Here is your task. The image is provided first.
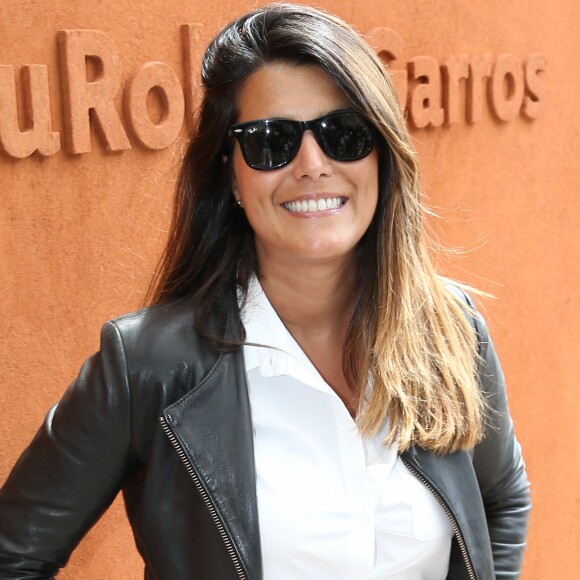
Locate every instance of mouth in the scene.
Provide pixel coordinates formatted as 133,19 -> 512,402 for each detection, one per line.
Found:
282,196 -> 347,213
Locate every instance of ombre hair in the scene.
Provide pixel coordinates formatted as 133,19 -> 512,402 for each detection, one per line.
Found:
147,2 -> 484,453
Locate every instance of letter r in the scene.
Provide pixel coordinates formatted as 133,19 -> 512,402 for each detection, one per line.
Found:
58,30 -> 131,154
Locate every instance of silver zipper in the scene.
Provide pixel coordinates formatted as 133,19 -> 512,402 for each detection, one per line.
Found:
399,455 -> 477,580
160,416 -> 247,580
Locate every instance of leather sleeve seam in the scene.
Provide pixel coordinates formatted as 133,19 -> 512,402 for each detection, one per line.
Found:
107,321 -> 136,465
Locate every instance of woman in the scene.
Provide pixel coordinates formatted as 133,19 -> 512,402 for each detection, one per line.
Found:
0,3 -> 530,579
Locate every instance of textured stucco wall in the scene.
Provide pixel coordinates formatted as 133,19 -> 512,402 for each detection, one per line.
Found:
1,0 -> 578,578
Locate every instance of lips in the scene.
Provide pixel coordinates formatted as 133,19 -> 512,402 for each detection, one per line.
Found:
282,196 -> 346,213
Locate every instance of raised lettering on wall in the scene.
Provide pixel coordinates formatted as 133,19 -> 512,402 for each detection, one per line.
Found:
58,30 -> 131,154
0,65 -> 61,158
0,25 -> 548,159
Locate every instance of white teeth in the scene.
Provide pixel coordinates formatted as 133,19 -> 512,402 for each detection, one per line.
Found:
284,197 -> 345,213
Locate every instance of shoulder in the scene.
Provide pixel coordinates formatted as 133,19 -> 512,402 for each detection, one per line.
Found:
101,297 -> 240,385
442,282 -> 508,424
443,283 -> 514,445
443,281 -> 492,355
110,298 -> 196,346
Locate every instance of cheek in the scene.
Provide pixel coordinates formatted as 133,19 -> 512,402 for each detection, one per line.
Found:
368,155 -> 380,199
232,154 -> 263,199
233,156 -> 283,210
357,158 -> 379,209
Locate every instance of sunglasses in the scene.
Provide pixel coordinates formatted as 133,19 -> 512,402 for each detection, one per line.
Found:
229,109 -> 376,170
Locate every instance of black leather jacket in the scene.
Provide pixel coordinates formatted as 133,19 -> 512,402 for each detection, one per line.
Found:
0,295 -> 531,580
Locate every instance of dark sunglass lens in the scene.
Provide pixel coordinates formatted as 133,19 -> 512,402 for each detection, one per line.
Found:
242,121 -> 299,169
319,114 -> 374,161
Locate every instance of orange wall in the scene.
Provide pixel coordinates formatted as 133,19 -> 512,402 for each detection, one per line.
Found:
1,1 -> 578,578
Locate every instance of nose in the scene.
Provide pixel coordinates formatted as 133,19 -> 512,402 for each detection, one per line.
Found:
291,130 -> 334,180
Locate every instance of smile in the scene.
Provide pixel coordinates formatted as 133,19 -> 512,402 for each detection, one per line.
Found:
282,197 -> 346,213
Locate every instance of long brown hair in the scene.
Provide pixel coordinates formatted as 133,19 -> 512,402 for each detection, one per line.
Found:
146,3 -> 484,453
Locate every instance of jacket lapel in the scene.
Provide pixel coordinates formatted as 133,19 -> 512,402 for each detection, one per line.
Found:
401,446 -> 494,579
161,303 -> 262,580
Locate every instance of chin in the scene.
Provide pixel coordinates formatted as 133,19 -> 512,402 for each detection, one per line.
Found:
291,243 -> 358,263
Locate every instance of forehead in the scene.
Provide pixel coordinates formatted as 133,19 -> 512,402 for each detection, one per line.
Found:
235,62 -> 352,124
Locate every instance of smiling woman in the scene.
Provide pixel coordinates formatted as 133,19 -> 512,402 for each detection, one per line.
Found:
231,64 -> 379,269
0,3 -> 530,579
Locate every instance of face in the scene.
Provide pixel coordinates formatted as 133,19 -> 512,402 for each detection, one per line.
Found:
231,63 -> 379,269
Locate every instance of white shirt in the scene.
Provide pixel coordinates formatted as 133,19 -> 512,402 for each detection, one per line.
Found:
241,277 -> 453,580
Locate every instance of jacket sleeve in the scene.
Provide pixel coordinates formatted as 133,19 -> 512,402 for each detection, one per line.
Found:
0,322 -> 136,579
468,303 -> 532,579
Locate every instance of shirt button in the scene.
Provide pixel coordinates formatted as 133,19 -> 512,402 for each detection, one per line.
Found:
358,514 -> 369,527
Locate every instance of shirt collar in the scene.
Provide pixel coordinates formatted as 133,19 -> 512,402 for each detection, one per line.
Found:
240,275 -> 333,393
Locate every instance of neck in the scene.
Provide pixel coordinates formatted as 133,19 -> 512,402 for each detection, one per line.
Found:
256,250 -> 357,339
255,247 -> 360,414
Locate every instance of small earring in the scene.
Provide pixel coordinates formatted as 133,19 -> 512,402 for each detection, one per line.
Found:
235,197 -> 244,208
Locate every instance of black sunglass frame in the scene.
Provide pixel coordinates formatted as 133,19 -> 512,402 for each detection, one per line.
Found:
229,109 -> 376,170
